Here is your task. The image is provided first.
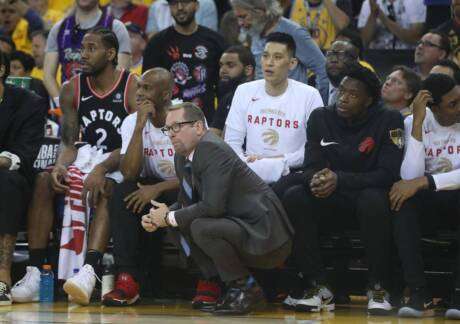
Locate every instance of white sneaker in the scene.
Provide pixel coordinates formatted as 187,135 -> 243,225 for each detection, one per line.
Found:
367,286 -> 392,316
63,264 -> 97,305
283,295 -> 299,309
295,286 -> 335,312
11,266 -> 41,303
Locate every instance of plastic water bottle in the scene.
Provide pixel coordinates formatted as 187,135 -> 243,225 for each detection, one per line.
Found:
39,264 -> 54,302
101,264 -> 115,300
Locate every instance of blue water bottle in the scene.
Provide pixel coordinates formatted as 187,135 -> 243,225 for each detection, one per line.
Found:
39,264 -> 54,302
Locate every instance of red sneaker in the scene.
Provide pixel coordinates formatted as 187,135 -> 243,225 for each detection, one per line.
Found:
192,280 -> 221,311
102,273 -> 139,306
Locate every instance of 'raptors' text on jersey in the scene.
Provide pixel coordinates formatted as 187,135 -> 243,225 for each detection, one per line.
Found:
73,69 -> 135,153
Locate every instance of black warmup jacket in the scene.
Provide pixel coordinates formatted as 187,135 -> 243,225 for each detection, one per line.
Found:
304,102 -> 404,190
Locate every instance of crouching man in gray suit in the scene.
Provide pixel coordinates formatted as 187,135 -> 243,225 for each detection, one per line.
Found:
141,102 -> 293,315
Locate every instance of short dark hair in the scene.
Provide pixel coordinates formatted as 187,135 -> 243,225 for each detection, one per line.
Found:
422,73 -> 456,106
168,102 -> 206,126
10,50 -> 35,73
343,63 -> 381,104
336,27 -> 364,58
428,30 -> 451,57
392,65 -> 422,104
30,29 -> 49,41
87,26 -> 119,66
434,59 -> 460,84
224,45 -> 256,69
265,32 -> 296,57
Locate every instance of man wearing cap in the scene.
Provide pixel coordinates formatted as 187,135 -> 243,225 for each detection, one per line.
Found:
126,22 -> 147,76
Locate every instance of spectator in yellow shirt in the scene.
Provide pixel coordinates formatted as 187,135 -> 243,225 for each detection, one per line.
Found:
47,0 -> 74,14
28,0 -> 64,31
290,0 -> 352,50
126,22 -> 146,76
0,0 -> 44,54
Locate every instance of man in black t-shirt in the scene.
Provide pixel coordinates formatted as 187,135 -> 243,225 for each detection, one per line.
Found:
210,45 -> 255,137
142,0 -> 227,122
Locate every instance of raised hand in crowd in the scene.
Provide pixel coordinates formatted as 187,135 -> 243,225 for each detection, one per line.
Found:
411,90 -> 432,140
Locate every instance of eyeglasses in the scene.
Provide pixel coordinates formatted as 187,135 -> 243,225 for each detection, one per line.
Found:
167,0 -> 195,6
161,120 -> 198,136
416,40 -> 443,49
325,50 -> 357,60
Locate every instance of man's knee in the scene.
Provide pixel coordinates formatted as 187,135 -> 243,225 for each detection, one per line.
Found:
32,172 -> 54,198
356,188 -> 389,212
190,218 -> 215,246
111,180 -> 138,203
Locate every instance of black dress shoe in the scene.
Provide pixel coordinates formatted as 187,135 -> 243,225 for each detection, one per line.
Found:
213,283 -> 265,315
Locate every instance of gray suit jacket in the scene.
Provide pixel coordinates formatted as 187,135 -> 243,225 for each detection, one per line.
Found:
172,131 -> 294,255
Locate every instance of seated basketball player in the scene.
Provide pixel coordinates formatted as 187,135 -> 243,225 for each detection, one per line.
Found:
0,50 -> 46,306
11,27 -> 137,305
281,64 -> 404,315
102,68 -> 180,306
224,32 -> 323,196
391,74 -> 460,319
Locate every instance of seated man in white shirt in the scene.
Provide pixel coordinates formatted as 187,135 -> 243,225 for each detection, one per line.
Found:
102,68 -> 179,306
224,32 -> 323,196
390,73 -> 460,319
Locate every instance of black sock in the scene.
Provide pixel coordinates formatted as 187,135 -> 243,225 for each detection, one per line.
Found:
84,250 -> 103,270
29,248 -> 47,268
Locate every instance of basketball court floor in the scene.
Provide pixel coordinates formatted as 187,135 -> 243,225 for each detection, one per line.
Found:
0,300 -> 457,323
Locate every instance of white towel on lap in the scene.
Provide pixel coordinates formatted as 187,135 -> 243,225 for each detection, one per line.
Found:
58,145 -> 123,280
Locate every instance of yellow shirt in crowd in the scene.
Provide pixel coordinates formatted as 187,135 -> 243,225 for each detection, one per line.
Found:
99,0 -> 155,6
13,18 -> 32,54
290,0 -> 338,50
42,9 -> 65,31
31,66 -> 62,84
47,0 -> 74,14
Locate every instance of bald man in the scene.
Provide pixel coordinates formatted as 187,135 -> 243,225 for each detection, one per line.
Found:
103,68 -> 180,306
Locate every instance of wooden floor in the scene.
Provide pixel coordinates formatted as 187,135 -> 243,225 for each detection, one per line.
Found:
0,300 -> 458,323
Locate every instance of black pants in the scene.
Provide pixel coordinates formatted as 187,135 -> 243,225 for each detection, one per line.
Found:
282,185 -> 392,287
0,170 -> 30,235
176,217 -> 292,283
393,190 -> 460,289
109,179 -> 178,280
271,172 -> 305,200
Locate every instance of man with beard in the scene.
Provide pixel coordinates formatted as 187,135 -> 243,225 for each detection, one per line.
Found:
11,27 -> 137,305
142,0 -> 226,122
210,45 -> 255,137
414,31 -> 450,80
103,68 -> 179,306
230,0 -> 328,102
43,0 -> 132,111
325,40 -> 360,105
